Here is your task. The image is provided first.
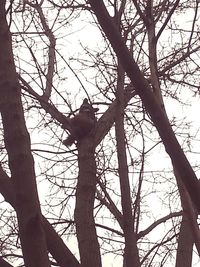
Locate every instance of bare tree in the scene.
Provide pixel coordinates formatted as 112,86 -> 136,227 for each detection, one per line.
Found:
0,0 -> 200,266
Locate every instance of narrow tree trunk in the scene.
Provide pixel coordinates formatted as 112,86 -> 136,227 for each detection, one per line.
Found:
175,214 -> 193,267
75,135 -> 102,267
115,64 -> 140,267
0,2 -> 50,267
176,171 -> 200,258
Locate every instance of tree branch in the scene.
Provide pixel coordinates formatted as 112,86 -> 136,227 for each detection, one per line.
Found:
0,164 -> 80,267
88,0 -> 200,211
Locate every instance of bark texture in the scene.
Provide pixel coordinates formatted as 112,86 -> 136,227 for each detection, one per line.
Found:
74,133 -> 102,267
175,214 -> 193,267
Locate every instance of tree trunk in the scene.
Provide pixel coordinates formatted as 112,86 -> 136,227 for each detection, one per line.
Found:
0,2 -> 50,267
75,134 -> 102,267
175,214 -> 193,267
115,64 -> 140,267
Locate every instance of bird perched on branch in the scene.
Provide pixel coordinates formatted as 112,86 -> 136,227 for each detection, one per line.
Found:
62,98 -> 99,146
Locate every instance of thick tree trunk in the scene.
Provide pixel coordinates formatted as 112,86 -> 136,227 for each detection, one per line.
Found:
74,134 -> 102,267
0,2 -> 50,267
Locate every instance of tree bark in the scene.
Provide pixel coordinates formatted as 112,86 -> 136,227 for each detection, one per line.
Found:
175,214 -> 193,267
0,2 -> 50,267
176,172 -> 200,258
74,134 -> 102,267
